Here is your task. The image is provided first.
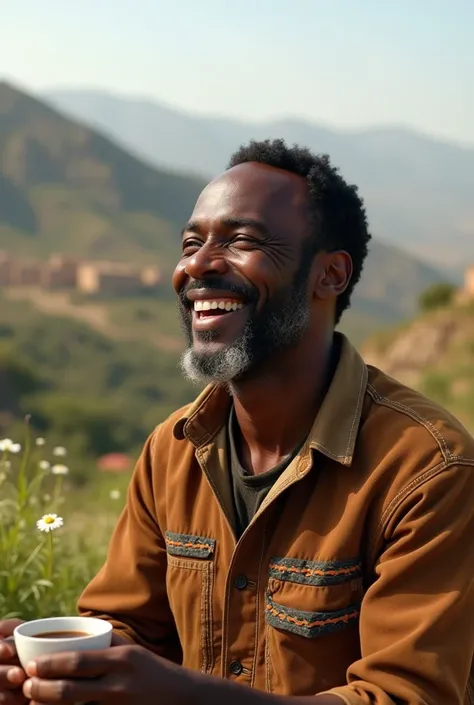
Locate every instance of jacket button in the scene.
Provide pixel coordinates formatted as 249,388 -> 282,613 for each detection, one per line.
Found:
234,575 -> 248,590
229,661 -> 243,676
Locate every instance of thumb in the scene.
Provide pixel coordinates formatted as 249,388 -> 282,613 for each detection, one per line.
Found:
0,619 -> 24,639
0,619 -> 23,639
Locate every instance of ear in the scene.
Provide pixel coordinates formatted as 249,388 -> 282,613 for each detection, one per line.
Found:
312,251 -> 353,301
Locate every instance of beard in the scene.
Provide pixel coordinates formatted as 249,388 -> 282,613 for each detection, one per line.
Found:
178,250 -> 313,387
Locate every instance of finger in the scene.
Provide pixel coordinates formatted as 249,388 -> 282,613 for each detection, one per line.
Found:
111,631 -> 132,646
0,691 -> 28,705
24,675 -> 110,704
0,620 -> 24,639
0,639 -> 18,663
0,665 -> 27,688
27,649 -> 124,679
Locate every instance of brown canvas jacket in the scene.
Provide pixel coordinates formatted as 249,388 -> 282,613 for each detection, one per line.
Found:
79,334 -> 474,704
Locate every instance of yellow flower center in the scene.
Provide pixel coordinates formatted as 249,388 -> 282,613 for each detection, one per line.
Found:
44,516 -> 55,524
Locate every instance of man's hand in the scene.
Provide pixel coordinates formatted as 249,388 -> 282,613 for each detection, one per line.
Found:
0,618 -> 130,704
0,619 -> 28,705
21,645 -> 345,705
22,644 -> 190,704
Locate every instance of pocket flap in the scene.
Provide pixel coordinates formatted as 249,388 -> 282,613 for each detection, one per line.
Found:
265,592 -> 360,638
165,531 -> 216,559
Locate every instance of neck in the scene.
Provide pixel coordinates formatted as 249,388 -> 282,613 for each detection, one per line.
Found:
231,330 -> 337,472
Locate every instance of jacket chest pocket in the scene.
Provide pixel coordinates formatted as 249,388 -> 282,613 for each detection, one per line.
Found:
264,557 -> 364,696
165,532 -> 215,674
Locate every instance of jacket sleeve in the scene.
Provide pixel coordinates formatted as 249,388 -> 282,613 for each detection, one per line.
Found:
77,427 -> 182,664
319,462 -> 474,705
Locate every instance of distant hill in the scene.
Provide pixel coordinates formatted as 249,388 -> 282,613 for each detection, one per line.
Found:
362,298 -> 474,435
0,81 -> 204,268
0,81 -> 447,341
44,87 -> 474,270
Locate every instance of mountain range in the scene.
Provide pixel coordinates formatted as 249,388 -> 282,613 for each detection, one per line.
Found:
0,81 -> 203,268
44,87 -> 474,271
0,81 -> 450,341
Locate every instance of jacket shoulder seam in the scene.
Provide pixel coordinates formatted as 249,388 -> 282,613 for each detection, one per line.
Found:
370,459 -> 474,558
367,383 -> 453,463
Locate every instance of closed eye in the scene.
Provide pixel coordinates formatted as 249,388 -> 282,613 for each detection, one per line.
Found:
182,239 -> 203,254
231,235 -> 259,248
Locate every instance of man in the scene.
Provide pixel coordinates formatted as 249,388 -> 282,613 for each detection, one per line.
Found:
1,139 -> 474,704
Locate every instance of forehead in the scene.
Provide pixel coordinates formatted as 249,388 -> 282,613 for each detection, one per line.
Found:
190,162 -> 310,230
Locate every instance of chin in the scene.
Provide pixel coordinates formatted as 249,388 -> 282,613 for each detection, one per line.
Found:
181,339 -> 252,387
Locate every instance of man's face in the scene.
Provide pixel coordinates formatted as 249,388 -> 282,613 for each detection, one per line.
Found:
172,162 -> 314,385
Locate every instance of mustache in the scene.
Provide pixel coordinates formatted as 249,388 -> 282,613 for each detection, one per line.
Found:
178,278 -> 258,307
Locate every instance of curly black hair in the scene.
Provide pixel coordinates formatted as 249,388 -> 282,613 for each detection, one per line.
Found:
228,138 -> 371,323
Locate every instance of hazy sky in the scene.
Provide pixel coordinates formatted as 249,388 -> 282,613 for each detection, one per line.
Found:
3,0 -> 474,145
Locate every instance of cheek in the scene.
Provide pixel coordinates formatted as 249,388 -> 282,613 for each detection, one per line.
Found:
234,250 -> 277,282
232,251 -> 292,302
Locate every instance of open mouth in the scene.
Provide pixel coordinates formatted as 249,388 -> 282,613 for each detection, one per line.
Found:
193,299 -> 245,318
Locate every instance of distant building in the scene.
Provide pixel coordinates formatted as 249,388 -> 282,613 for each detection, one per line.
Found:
141,266 -> 161,288
0,253 -> 161,297
12,261 -> 42,286
455,265 -> 474,304
77,262 -> 145,296
463,266 -> 474,297
0,252 -> 12,285
43,254 -> 79,289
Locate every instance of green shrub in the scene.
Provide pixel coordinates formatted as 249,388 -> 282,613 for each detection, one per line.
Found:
419,283 -> 456,312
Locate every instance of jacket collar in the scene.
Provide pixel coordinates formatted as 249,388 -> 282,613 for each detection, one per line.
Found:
173,333 -> 368,467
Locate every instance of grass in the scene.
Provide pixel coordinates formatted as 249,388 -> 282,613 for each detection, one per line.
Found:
0,421 -> 127,621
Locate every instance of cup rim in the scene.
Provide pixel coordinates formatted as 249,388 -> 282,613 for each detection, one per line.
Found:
14,616 -> 113,641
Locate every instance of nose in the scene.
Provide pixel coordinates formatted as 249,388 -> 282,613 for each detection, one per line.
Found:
184,243 -> 229,279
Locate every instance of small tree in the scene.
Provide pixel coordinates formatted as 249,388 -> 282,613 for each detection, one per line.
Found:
419,282 -> 456,312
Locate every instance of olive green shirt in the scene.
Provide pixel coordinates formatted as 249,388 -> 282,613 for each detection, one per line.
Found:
227,405 -> 304,537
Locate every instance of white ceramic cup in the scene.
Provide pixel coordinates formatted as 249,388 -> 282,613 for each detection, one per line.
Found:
13,616 -> 113,670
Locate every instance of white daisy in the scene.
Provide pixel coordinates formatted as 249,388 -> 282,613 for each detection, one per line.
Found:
52,464 -> 69,475
35,438 -> 46,446
109,489 -> 121,500
0,439 -> 21,453
39,460 -> 51,471
52,446 -> 67,457
36,514 -> 64,533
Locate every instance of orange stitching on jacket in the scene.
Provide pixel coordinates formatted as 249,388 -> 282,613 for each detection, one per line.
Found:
269,562 -> 360,578
166,539 -> 214,552
266,604 -> 359,628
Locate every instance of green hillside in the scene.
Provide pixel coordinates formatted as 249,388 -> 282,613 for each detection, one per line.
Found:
0,81 -> 204,268
0,289 -> 193,478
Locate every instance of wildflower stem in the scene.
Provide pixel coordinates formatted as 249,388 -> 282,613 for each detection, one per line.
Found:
46,531 -> 54,581
54,476 -> 63,509
17,419 -> 31,509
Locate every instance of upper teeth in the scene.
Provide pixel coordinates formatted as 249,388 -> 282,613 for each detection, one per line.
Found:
194,300 -> 244,312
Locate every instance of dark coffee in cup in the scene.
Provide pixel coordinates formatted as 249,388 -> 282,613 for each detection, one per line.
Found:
33,630 -> 90,639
